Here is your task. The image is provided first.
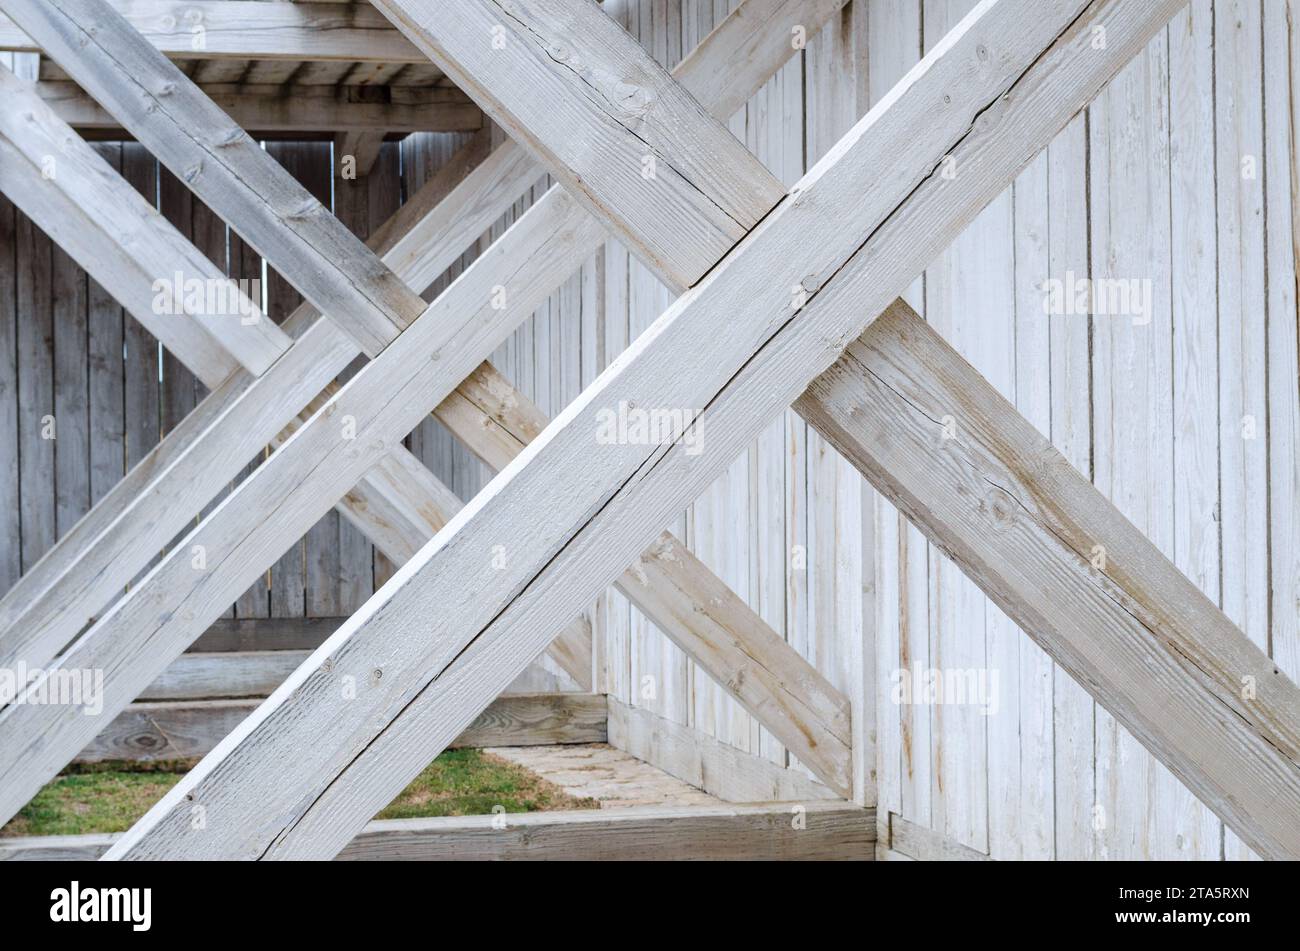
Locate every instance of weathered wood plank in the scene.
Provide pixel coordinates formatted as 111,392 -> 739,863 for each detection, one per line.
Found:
371,0 -> 783,289
335,131 -> 389,180
3,0 -> 428,357
35,81 -> 481,135
14,186 -> 54,574
0,161 -> 19,591
141,650 -> 310,702
338,801 -> 874,861
1265,0 -> 1300,688
608,698 -> 839,804
76,693 -> 607,763
0,0 -> 832,830
0,63 -> 277,381
887,812 -> 992,861
434,362 -> 854,796
107,0 -> 1180,860
0,801 -> 875,861
191,616 -> 344,654
0,1 -> 427,63
793,300 -> 1300,860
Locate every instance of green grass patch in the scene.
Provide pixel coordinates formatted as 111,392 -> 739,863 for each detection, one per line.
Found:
1,749 -> 599,838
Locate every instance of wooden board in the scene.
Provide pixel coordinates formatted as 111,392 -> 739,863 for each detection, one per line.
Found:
608,698 -> 839,804
794,300 -> 1300,860
886,812 -> 992,861
0,801 -> 875,862
76,693 -> 607,763
0,1 -> 427,63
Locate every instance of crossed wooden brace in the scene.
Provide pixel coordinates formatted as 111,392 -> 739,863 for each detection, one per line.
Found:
0,0 -> 856,815
0,0 -> 1297,861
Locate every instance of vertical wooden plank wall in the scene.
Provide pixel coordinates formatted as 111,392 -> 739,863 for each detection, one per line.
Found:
594,0 -> 878,799
863,0 -> 1298,860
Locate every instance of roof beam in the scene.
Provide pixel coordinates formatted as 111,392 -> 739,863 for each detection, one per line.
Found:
0,0 -> 839,828
1,0 -> 428,357
0,1 -> 426,63
107,0 -> 1183,860
33,81 -> 483,135
794,301 -> 1300,860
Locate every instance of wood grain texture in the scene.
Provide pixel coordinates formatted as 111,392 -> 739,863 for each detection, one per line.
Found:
338,801 -> 874,861
34,81 -> 482,135
105,0 -> 1180,860
0,82 -> 586,682
794,301 -> 1300,860
433,361 -> 854,796
0,0 -> 826,829
76,693 -> 606,763
140,650 -> 310,702
887,812 -> 992,861
371,0 -> 784,289
0,1 -> 428,63
608,698 -> 839,804
1,0 -> 428,357
0,802 -> 875,861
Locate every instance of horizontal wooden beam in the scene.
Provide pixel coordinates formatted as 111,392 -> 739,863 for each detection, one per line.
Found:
191,617 -> 345,654
140,650 -> 310,702
341,801 -> 875,861
0,1 -> 427,63
886,812 -> 992,862
0,802 -> 876,861
607,698 -> 839,804
794,301 -> 1300,860
141,646 -> 582,702
77,693 -> 607,763
33,81 -> 482,134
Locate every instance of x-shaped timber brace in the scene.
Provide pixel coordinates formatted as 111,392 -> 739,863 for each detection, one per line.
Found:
0,0 -> 856,819
0,0 -> 1294,860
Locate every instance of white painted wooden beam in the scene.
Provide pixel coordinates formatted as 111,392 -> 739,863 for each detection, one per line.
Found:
794,301 -> 1300,860
371,0 -> 784,289
0,131 -> 239,385
0,1 -> 427,63
35,81 -> 483,135
435,362 -> 854,795
0,66 -> 285,380
106,0 -> 1183,860
0,107 -> 590,686
0,0 -> 834,826
0,0 -> 428,357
